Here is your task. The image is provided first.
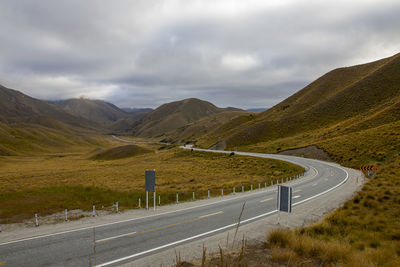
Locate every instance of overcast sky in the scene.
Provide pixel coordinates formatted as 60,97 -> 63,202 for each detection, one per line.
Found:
0,0 -> 399,109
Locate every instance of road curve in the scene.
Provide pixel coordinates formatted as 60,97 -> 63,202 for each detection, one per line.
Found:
0,147 -> 348,267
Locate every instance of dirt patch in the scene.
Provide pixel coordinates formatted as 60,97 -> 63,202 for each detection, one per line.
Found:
278,145 -> 333,162
209,140 -> 227,150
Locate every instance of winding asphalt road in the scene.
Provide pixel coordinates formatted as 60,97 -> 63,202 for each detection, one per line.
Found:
0,147 -> 348,267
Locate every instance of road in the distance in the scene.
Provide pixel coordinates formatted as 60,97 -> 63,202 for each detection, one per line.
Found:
0,147 -> 348,267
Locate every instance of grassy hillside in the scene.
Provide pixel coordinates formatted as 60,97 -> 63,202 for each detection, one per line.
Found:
131,98 -> 245,139
161,111 -> 251,144
191,53 -> 400,266
0,86 -> 118,154
197,53 -> 400,149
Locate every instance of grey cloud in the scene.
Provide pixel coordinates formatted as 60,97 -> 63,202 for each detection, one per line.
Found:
0,0 -> 399,110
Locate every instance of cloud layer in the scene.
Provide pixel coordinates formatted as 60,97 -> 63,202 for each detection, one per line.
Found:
0,0 -> 399,109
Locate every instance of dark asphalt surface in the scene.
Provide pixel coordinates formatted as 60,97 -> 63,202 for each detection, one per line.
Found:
0,148 -> 348,267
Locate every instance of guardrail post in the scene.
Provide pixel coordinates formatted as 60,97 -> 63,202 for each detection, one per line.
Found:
35,213 -> 39,227
92,205 -> 95,217
65,209 -> 68,221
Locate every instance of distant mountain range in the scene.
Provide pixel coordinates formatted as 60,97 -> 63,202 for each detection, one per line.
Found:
246,108 -> 267,112
49,99 -> 152,127
1,52 -> 399,155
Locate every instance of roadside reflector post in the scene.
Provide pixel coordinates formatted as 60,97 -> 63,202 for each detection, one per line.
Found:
271,180 -> 273,186
92,205 -> 95,217
242,185 -> 244,192
65,209 -> 68,222
176,193 -> 179,204
139,197 -> 141,208
233,186 -> 235,195
265,182 -> 267,188
116,201 -> 119,213
159,195 -> 161,206
154,191 -> 156,211
259,183 -> 261,190
193,191 -> 195,201
35,213 -> 39,227
251,184 -> 253,191
145,192 -> 148,210
221,188 -> 224,197
208,189 -> 210,198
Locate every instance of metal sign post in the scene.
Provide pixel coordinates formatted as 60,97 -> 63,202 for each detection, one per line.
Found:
277,185 -> 292,225
145,170 -> 156,211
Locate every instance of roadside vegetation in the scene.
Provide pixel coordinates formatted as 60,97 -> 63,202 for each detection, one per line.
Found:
187,121 -> 400,266
0,144 -> 303,224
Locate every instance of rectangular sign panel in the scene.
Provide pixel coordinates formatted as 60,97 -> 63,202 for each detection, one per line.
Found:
277,185 -> 292,213
145,170 -> 156,192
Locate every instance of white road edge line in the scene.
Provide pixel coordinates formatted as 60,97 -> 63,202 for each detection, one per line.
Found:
199,211 -> 223,219
95,166 -> 348,267
94,210 -> 278,267
96,231 -> 137,243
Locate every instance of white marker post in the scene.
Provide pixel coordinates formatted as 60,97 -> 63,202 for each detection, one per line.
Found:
154,191 -> 156,211
193,191 -> 195,201
233,187 -> 235,195
259,183 -> 261,190
139,198 -> 141,208
242,185 -> 244,193
221,188 -> 224,197
208,189 -> 210,198
146,191 -> 149,210
35,213 -> 39,227
251,184 -> 253,191
176,193 -> 179,204
159,195 -> 161,206
92,205 -> 95,217
65,209 -> 68,222
116,201 -> 119,213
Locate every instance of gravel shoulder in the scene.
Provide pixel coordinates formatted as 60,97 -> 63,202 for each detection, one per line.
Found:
120,165 -> 364,267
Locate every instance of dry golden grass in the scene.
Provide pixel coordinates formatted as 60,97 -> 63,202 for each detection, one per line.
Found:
0,145 -> 303,223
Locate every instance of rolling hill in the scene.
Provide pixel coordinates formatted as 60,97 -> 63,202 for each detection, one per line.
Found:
197,53 -> 400,150
0,85 -> 110,154
51,98 -> 151,127
130,98 -> 245,139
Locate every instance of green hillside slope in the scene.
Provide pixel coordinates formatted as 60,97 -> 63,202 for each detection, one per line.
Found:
131,98 -> 244,139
